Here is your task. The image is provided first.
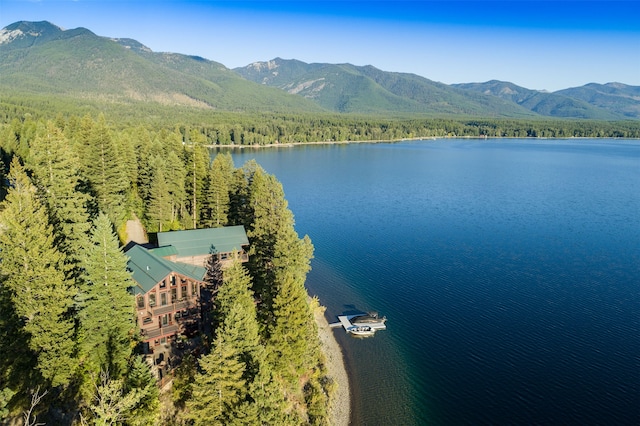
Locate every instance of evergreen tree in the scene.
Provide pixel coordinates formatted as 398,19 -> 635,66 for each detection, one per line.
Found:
82,115 -> 129,224
268,234 -> 317,383
76,213 -> 135,387
202,158 -> 229,228
26,121 -> 91,270
243,167 -> 318,384
245,167 -> 294,313
0,158 -> 76,387
249,363 -> 297,426
216,260 -> 260,370
184,137 -> 209,229
146,157 -> 172,232
124,356 -> 160,426
186,332 -> 246,425
228,160 -> 259,226
165,150 -> 187,224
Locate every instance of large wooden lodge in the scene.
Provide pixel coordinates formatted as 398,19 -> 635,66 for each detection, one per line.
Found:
126,225 -> 249,354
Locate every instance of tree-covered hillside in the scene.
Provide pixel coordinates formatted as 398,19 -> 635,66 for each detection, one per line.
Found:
0,115 -> 333,425
0,21 -> 324,114
453,80 -> 625,119
235,58 -> 537,116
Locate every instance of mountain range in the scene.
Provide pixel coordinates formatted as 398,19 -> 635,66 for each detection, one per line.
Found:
1,21 -> 639,120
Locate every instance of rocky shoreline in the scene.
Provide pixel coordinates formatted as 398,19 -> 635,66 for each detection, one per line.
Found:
314,309 -> 350,426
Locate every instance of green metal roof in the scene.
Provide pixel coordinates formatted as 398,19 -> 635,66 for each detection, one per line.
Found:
126,245 -> 206,295
149,245 -> 179,257
156,225 -> 249,258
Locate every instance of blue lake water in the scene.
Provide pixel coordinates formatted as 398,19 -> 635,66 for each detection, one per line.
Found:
223,139 -> 640,425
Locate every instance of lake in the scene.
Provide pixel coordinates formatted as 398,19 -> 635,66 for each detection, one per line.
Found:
222,139 -> 640,425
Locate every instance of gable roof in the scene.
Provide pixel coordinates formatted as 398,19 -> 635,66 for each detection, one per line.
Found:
156,225 -> 249,258
126,245 -> 206,295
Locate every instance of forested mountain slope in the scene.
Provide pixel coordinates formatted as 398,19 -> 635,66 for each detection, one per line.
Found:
453,80 -> 625,119
2,21 -> 638,120
235,58 -> 537,117
236,58 -> 639,119
0,21 -> 323,114
555,83 -> 640,119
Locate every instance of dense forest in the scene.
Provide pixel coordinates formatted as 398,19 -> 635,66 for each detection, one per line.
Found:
2,94 -> 640,146
0,115 -> 333,424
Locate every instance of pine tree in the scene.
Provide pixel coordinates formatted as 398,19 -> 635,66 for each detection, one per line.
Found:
202,153 -> 234,228
76,213 -> 135,386
26,121 -> 91,270
165,150 -> 187,224
245,167 -> 295,313
243,167 -> 319,384
0,158 -> 76,387
184,138 -> 209,229
124,356 -> 160,426
186,333 -> 246,425
217,260 -> 260,369
146,158 -> 172,232
268,234 -> 318,383
82,115 -> 129,224
249,363 -> 297,426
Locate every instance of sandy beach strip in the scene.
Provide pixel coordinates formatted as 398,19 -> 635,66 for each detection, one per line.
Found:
314,309 -> 350,426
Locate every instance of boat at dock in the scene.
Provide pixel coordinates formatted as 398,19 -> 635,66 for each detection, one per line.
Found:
348,325 -> 375,337
330,311 -> 387,337
351,311 -> 386,327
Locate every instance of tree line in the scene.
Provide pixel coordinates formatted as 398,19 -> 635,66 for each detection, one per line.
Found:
0,115 -> 332,424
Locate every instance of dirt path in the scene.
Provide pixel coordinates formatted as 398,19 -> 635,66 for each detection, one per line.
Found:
125,214 -> 148,244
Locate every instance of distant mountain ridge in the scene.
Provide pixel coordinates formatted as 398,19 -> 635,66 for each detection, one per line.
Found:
1,21 -> 638,119
453,80 -> 639,119
0,21 -> 323,114
235,58 -> 536,117
237,59 -> 639,119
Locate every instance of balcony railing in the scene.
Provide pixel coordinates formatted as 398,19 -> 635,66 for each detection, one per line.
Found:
152,300 -> 191,316
141,323 -> 179,340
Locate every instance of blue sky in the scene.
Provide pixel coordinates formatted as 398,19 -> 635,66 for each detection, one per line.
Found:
1,1 -> 639,91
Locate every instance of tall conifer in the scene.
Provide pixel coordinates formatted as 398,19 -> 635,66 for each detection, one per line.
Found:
82,115 -> 128,224
0,158 -> 76,387
186,333 -> 246,425
76,213 -> 135,384
27,121 -> 91,270
147,158 -> 172,231
202,154 -> 232,228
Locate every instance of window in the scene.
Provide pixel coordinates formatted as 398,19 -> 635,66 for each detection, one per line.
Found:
159,279 -> 166,289
136,295 -> 145,309
161,293 -> 167,306
171,288 -> 177,303
181,285 -> 187,299
149,293 -> 156,307
161,314 -> 168,326
171,275 -> 176,286
191,282 -> 197,297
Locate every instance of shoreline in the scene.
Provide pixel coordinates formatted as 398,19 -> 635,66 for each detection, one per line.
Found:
314,308 -> 350,426
207,135 -> 637,150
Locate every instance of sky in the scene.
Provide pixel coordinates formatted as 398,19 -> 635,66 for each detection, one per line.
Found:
1,0 -> 639,91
